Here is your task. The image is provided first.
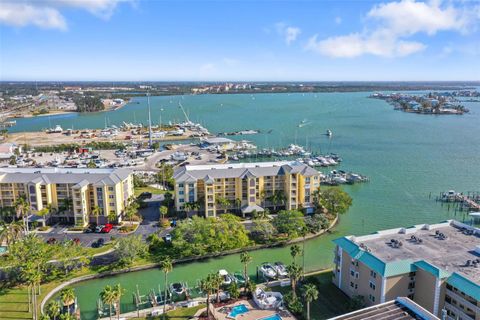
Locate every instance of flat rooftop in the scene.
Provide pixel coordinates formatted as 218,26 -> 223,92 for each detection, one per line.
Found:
352,220 -> 480,283
330,298 -> 439,320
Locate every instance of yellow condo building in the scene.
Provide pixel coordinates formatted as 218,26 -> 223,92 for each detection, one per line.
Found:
0,168 -> 134,226
173,161 -> 321,217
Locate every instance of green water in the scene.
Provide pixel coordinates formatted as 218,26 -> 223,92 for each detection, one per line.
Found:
20,92 -> 479,319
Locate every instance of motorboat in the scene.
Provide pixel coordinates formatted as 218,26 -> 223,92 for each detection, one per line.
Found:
253,288 -> 283,310
219,269 -> 235,286
259,263 -> 277,280
233,272 -> 247,285
326,129 -> 332,136
273,262 -> 288,278
169,283 -> 185,295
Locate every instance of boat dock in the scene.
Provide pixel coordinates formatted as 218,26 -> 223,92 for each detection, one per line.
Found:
436,190 -> 480,212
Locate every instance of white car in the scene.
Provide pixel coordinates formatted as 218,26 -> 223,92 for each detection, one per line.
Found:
95,225 -> 105,233
164,234 -> 172,242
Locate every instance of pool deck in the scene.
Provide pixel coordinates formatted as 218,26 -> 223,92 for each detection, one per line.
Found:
213,300 -> 296,320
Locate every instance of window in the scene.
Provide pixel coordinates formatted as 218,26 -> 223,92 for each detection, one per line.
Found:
369,281 -> 376,290
350,282 -> 354,288
305,177 -> 310,183
178,183 -> 184,188
370,270 -> 377,278
109,202 -> 115,207
350,270 -> 355,277
108,186 -> 114,191
179,199 -> 184,203
189,183 -> 194,188
109,195 -> 114,199
179,191 -> 184,195
369,294 -> 375,302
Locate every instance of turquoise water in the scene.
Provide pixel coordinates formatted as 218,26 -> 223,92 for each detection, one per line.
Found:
260,314 -> 282,320
229,304 -> 249,317
25,91 -> 480,320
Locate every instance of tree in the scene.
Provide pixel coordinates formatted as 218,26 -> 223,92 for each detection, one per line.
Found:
199,274 -> 215,319
290,245 -> 302,264
268,190 -> 286,211
272,210 -> 306,239
215,197 -> 230,213
112,284 -> 125,320
303,283 -> 319,320
228,282 -> 240,300
37,207 -> 49,228
100,285 -> 116,320
87,160 -> 97,168
156,163 -> 174,189
249,220 -> 275,243
159,206 -> 168,220
124,201 -> 139,225
348,295 -> 365,311
0,221 -> 24,246
305,214 -> 329,233
212,272 -> 223,303
91,206 -> 102,225
240,252 -> 252,290
60,288 -> 76,314
163,192 -> 174,208
286,263 -> 302,298
115,235 -> 147,266
314,188 -> 352,217
46,300 -> 61,320
108,210 -> 117,224
160,257 -> 173,319
74,95 -> 105,112
14,196 -> 30,233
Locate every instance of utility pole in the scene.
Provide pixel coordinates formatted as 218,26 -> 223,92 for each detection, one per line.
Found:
147,92 -> 153,149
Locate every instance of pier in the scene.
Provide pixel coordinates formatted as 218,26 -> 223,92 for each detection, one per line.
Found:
436,190 -> 480,212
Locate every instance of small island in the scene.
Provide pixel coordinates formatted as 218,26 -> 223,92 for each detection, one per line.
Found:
369,90 -> 476,115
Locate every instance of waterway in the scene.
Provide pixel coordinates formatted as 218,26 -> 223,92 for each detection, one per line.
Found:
16,91 -> 479,319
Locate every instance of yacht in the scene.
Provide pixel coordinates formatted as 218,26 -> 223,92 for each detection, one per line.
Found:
169,283 -> 185,295
219,269 -> 235,286
259,263 -> 277,280
273,262 -> 288,278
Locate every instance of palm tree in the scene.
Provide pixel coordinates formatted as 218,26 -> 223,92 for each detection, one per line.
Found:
234,198 -> 242,216
60,288 -> 76,315
61,198 -> 73,213
212,273 -> 223,303
290,244 -> 301,264
199,274 -> 215,319
303,283 -> 319,320
91,206 -> 102,225
239,252 -> 252,290
160,257 -> 173,319
0,221 -> 24,246
37,207 -> 49,228
286,264 -> 302,298
14,196 -> 30,233
159,205 -> 168,220
112,284 -> 125,320
46,300 -> 61,320
215,197 -> 230,213
100,285 -> 116,320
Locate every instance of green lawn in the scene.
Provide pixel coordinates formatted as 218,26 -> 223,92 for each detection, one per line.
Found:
134,186 -> 166,197
273,270 -> 352,320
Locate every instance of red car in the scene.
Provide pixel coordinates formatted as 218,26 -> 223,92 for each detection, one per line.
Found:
101,223 -> 113,233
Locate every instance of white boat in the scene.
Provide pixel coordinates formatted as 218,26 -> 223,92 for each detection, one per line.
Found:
273,262 -> 288,278
54,125 -> 63,133
326,129 -> 332,136
219,269 -> 235,286
169,283 -> 185,295
253,288 -> 283,310
259,263 -> 277,279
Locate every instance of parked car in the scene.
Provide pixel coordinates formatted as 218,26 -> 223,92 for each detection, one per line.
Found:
95,225 -> 105,233
91,238 -> 105,248
101,223 -> 113,233
138,191 -> 152,199
164,234 -> 172,243
84,224 -> 96,233
170,219 -> 177,227
46,237 -> 57,244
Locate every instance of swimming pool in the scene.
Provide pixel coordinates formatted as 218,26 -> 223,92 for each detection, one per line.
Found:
228,304 -> 249,318
0,246 -> 7,255
258,314 -> 282,320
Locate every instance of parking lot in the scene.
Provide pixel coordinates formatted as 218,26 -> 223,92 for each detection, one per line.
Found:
36,195 -> 173,248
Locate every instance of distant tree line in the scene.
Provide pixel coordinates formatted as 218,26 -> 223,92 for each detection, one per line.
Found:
73,95 -> 104,112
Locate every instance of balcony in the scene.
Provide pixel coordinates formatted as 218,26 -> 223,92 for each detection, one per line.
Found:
446,289 -> 479,316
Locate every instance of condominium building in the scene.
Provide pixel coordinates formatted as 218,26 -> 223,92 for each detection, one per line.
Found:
332,220 -> 479,320
173,161 -> 321,217
0,168 -> 134,226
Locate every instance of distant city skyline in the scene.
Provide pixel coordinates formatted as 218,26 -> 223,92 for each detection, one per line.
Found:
1,0 -> 479,81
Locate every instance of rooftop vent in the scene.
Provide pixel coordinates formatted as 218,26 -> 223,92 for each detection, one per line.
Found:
390,239 -> 403,248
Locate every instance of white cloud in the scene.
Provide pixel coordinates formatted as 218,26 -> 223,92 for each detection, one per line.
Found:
0,3 -> 67,30
306,0 -> 479,58
0,0 -> 132,30
275,22 -> 301,45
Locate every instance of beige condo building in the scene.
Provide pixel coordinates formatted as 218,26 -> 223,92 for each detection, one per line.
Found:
0,168 -> 134,226
332,220 -> 480,320
173,161 -> 321,217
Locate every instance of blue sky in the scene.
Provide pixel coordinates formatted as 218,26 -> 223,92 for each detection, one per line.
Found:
0,0 -> 479,81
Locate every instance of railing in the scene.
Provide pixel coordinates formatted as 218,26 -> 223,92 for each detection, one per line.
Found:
446,289 -> 479,315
